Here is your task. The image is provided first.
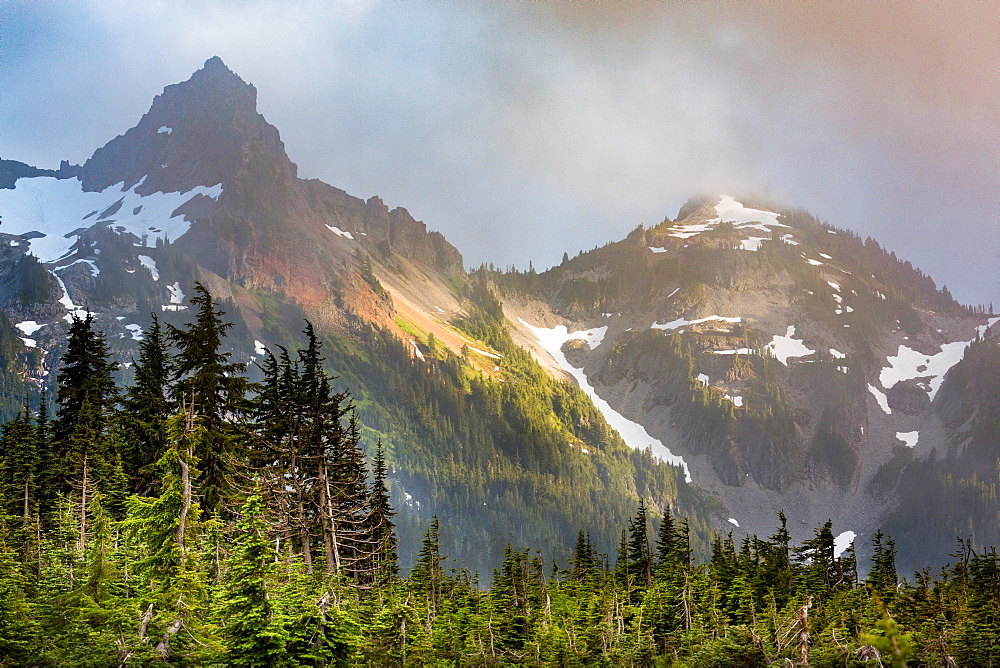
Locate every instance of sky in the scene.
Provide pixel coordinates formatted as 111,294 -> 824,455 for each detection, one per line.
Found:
1,1 -> 997,307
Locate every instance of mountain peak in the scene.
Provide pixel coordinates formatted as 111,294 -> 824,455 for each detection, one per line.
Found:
79,56 -> 293,194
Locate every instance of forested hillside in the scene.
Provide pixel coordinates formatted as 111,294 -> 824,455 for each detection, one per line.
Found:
0,289 -> 998,663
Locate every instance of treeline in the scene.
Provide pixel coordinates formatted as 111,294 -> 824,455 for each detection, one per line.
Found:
1,284 -> 999,664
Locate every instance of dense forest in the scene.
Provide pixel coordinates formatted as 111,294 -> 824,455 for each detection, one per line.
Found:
1,284 -> 999,665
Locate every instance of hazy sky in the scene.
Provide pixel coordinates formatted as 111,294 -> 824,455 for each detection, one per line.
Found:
2,1 -> 997,306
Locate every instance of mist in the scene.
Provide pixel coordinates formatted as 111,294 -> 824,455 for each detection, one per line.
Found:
2,0 -> 996,306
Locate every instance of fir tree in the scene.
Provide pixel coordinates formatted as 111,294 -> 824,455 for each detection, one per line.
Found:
119,313 -> 172,494
218,494 -> 288,666
367,440 -> 398,582
167,283 -> 247,514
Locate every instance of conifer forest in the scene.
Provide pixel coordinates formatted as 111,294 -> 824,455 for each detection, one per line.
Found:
1,285 -> 999,667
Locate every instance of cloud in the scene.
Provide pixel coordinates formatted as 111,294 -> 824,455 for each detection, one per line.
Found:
1,0 -> 996,305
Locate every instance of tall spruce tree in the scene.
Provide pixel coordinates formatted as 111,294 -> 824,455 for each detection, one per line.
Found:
52,313 -> 119,543
367,440 -> 398,582
167,283 -> 247,514
119,314 -> 172,494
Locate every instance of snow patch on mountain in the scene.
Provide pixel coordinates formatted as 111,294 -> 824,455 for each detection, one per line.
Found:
896,431 -> 919,448
652,315 -> 741,331
868,384 -> 891,415
834,531 -> 856,559
766,326 -> 815,365
0,176 -> 222,261
567,326 -> 608,350
137,255 -> 159,280
880,341 -> 972,401
326,225 -> 354,240
16,321 -> 45,336
521,319 -> 691,481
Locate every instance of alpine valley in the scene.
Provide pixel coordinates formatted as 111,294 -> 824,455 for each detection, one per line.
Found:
1,57 -> 997,582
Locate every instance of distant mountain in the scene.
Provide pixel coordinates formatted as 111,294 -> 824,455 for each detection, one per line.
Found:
489,195 -> 997,570
1,58 -> 996,575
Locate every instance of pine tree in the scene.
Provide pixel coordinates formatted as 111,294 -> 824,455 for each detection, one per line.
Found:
0,401 -> 37,518
411,517 -> 444,608
167,283 -> 247,514
367,440 -> 398,583
119,313 -> 172,494
218,495 -> 288,666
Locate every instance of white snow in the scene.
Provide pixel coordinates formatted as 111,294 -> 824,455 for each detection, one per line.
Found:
728,518 -> 740,527
648,246 -> 668,253
766,326 -> 815,365
880,341 -> 973,401
325,224 -> 354,240
254,340 -> 267,356
469,347 -> 502,360
827,230 -> 837,235
696,373 -> 710,386
739,236 -> 768,251
0,176 -> 222,261
834,531 -> 856,559
724,394 -> 744,407
137,255 -> 159,280
167,282 -> 184,303
50,270 -> 87,322
868,384 -> 891,415
896,431 -> 919,448
819,253 -> 832,260
409,339 -> 425,360
827,281 -> 840,291
162,282 -> 188,311
712,348 -> 755,355
652,315 -> 741,331
521,319 -> 691,481
125,323 -> 144,341
567,326 -> 608,350
977,316 -> 1000,338
714,195 -> 788,230
63,258 -> 99,276
20,337 -> 36,348
807,259 -> 823,266
16,321 -> 45,336
666,287 -> 680,299
157,126 -> 173,134
781,234 -> 799,245
830,348 -> 846,359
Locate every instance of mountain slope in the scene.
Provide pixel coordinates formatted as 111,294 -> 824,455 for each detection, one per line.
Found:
491,196 -> 996,567
0,58 -> 706,576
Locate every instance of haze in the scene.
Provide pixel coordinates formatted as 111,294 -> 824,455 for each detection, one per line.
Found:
2,1 -> 996,306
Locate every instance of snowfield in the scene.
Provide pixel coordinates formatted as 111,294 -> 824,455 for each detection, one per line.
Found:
652,315 -> 741,331
880,341 -> 973,401
896,431 -> 919,448
766,326 -> 815,365
325,225 -> 354,240
0,175 -> 222,262
521,319 -> 692,481
867,384 -> 892,415
834,531 -> 856,559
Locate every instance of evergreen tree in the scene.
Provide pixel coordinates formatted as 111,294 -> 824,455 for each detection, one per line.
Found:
119,314 -> 172,494
52,314 -> 118,541
367,440 -> 398,582
0,401 -> 37,518
167,283 -> 247,514
411,517 -> 444,607
218,495 -> 288,666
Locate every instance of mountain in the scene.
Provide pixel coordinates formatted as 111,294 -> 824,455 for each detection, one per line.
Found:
0,58 -> 996,576
0,58 -> 706,576
488,195 -> 998,570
